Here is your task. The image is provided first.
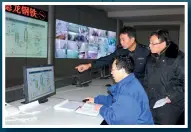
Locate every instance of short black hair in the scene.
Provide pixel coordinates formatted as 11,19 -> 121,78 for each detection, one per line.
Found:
120,26 -> 136,39
115,55 -> 134,74
150,29 -> 171,44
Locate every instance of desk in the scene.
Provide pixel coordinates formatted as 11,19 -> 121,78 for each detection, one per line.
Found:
5,78 -> 112,126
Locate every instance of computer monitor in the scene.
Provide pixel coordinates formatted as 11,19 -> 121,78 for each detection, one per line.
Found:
22,65 -> 56,104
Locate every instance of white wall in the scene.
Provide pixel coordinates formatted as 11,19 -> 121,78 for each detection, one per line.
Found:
135,26 -> 180,46
179,23 -> 185,52
124,22 -> 184,52
136,30 -> 152,45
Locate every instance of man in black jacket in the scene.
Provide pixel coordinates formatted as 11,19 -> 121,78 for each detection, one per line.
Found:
144,29 -> 184,125
75,26 -> 150,85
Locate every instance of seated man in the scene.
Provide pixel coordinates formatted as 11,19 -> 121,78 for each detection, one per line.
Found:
85,55 -> 154,125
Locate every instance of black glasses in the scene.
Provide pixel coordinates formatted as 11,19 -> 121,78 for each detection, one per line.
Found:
149,41 -> 164,46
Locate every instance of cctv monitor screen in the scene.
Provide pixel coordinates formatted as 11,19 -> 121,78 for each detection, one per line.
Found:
55,19 -> 116,59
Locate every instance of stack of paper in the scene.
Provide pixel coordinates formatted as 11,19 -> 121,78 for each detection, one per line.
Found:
75,103 -> 99,116
54,100 -> 99,116
54,100 -> 84,112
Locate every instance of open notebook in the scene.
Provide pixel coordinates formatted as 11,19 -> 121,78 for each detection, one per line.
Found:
54,99 -> 99,116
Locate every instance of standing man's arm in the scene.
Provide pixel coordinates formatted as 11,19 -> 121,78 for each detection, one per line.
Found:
167,55 -> 184,103
90,52 -> 115,69
75,49 -> 123,72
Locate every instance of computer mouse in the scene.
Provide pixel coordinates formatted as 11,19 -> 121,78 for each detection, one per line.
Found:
105,84 -> 111,87
82,99 -> 89,103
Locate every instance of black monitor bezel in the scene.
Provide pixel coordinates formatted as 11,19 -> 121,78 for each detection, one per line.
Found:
23,64 -> 56,104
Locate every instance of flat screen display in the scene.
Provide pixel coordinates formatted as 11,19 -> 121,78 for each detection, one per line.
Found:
55,19 -> 116,59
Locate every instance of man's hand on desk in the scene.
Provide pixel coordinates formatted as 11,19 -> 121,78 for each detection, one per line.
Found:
85,97 -> 94,103
95,104 -> 103,111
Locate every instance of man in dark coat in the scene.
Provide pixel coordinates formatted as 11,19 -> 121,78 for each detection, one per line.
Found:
75,26 -> 150,85
144,29 -> 184,125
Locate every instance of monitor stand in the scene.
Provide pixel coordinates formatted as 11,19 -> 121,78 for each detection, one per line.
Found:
21,100 -> 27,104
38,98 -> 48,104
21,98 -> 48,104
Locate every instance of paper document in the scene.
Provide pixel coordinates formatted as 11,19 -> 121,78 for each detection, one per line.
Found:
54,100 -> 84,111
54,99 -> 99,116
153,98 -> 168,109
19,100 -> 39,112
75,103 -> 99,116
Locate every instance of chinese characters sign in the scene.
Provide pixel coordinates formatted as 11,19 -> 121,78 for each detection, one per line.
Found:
5,5 -> 48,22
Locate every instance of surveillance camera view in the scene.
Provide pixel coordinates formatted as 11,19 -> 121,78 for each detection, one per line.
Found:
55,19 -> 116,59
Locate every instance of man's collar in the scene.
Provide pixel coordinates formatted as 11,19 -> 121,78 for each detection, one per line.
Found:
108,73 -> 135,93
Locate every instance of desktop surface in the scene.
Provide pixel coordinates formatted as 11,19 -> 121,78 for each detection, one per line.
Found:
4,78 -> 112,126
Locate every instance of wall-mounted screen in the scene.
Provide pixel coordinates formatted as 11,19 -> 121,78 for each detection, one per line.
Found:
55,19 -> 116,59
5,11 -> 48,58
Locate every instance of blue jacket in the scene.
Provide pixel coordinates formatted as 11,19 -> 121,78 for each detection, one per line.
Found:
94,73 -> 154,125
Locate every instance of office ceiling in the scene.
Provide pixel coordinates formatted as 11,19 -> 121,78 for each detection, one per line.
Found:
89,5 -> 183,12
88,5 -> 185,24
